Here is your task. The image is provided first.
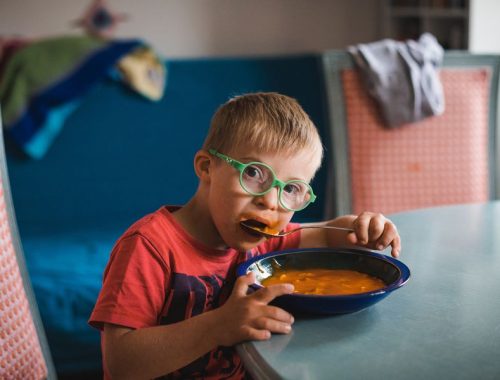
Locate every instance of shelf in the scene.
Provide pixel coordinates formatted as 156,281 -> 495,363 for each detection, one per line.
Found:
390,6 -> 468,17
382,0 -> 469,50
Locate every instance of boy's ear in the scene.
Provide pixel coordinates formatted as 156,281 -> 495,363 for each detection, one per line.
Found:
194,150 -> 212,181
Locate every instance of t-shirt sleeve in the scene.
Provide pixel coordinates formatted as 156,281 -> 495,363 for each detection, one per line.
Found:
89,233 -> 169,330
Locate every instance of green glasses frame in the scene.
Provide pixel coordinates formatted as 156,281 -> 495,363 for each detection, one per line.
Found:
208,149 -> 316,211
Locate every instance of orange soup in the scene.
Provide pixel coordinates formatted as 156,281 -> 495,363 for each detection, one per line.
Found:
253,225 -> 280,235
261,268 -> 386,295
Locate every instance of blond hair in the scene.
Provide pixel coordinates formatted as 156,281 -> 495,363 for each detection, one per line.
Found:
202,92 -> 323,168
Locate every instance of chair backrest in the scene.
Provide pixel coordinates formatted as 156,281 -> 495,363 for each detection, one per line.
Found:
0,115 -> 56,379
322,51 -> 500,217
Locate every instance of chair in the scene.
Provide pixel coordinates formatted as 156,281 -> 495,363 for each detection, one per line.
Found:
0,114 -> 57,379
322,51 -> 500,217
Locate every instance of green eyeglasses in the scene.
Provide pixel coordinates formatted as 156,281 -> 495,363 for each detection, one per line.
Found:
209,149 -> 316,212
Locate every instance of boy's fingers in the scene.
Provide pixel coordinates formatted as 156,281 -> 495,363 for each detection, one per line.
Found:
368,215 -> 386,241
254,317 -> 293,334
244,319 -> 293,341
253,283 -> 294,304
233,272 -> 256,297
375,236 -> 401,257
390,235 -> 402,257
259,305 -> 294,324
242,326 -> 272,341
353,213 -> 370,244
374,223 -> 401,255
346,231 -> 358,244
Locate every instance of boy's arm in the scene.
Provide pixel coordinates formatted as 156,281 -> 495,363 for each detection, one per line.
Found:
103,313 -> 219,380
102,273 -> 294,380
298,212 -> 401,257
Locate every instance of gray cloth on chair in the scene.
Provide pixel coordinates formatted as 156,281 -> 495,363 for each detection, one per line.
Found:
348,33 -> 445,128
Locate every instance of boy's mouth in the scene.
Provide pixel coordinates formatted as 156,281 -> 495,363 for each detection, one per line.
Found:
240,219 -> 279,237
240,219 -> 267,237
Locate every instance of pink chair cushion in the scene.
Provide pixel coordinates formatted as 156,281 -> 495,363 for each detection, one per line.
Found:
342,68 -> 491,214
0,182 -> 48,379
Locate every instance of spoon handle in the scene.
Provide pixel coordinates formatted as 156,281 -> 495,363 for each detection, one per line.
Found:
302,225 -> 354,232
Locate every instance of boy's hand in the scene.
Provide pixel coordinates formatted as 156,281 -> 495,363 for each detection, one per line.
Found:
215,272 -> 294,346
346,212 -> 401,258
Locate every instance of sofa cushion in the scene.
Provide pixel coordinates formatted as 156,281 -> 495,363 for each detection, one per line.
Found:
21,227 -> 122,373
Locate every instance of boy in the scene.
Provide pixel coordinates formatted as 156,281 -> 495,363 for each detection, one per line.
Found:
89,92 -> 401,379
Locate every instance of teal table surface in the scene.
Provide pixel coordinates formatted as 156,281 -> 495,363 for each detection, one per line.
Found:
237,202 -> 500,380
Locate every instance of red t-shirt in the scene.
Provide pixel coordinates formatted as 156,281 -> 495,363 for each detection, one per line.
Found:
89,206 -> 300,379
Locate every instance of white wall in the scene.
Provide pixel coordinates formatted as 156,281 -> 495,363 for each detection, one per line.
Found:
469,0 -> 500,53
0,0 -> 382,58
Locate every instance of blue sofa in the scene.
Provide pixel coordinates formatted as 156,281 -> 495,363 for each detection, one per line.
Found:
5,54 -> 331,376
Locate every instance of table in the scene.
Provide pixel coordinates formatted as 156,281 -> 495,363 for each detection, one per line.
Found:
237,202 -> 500,380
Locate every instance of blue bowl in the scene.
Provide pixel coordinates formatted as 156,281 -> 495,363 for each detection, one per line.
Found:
236,247 -> 410,315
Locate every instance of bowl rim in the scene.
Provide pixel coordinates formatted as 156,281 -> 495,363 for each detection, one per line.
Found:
236,247 -> 411,299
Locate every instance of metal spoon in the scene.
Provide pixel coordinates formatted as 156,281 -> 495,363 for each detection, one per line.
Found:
241,221 -> 354,238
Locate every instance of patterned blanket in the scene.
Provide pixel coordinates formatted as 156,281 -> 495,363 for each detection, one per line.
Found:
0,35 -> 165,159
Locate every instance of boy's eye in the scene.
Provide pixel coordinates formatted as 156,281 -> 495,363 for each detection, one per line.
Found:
283,182 -> 302,195
244,165 -> 260,178
243,164 -> 268,182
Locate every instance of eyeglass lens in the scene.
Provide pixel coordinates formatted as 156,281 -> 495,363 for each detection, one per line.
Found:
241,163 -> 312,210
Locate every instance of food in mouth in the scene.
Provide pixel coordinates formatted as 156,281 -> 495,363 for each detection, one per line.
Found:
240,219 -> 280,236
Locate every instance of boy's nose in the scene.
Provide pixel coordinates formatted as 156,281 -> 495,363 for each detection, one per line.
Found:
254,187 -> 280,210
